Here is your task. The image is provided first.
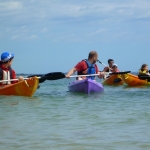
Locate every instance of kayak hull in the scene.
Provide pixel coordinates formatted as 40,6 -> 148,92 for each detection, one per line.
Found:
102,74 -> 124,86
0,77 -> 39,97
68,78 -> 104,94
121,73 -> 150,86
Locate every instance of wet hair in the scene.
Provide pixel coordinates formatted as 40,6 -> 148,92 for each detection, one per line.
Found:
140,64 -> 148,71
108,59 -> 114,63
88,51 -> 98,59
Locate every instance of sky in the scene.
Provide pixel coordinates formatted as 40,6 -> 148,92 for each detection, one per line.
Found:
0,0 -> 150,74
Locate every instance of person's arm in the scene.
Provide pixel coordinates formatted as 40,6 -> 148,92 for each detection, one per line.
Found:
66,61 -> 84,78
103,66 -> 108,72
95,65 -> 105,79
11,70 -> 18,83
11,70 -> 24,83
65,68 -> 77,78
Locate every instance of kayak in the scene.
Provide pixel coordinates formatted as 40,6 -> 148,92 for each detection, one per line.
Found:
68,78 -> 104,94
102,71 -> 131,86
0,77 -> 39,97
102,74 -> 124,86
121,73 -> 150,86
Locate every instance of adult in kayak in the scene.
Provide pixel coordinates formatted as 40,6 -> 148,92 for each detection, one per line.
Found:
103,59 -> 114,72
0,52 -> 24,85
65,51 -> 105,80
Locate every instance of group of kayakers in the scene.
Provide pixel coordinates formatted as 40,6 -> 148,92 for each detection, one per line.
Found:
0,51 -> 150,86
65,51 -> 120,80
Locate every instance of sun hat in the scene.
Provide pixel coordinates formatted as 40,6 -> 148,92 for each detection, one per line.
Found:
112,64 -> 117,67
1,52 -> 14,62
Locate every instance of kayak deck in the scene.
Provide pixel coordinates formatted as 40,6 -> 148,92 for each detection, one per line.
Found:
121,73 -> 150,86
102,74 -> 124,86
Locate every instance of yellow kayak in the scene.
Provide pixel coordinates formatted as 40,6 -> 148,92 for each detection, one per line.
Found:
102,71 -> 131,86
0,77 -> 39,97
121,73 -> 150,86
102,74 -> 124,86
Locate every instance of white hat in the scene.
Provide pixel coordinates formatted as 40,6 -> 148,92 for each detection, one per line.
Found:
112,64 -> 117,67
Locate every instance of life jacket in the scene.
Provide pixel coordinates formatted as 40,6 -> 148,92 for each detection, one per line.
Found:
138,69 -> 148,76
0,67 -> 13,85
77,59 -> 96,80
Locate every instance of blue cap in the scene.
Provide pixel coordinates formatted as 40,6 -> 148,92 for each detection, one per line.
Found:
1,52 -> 14,62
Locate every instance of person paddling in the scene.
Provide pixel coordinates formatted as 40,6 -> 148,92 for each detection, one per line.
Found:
103,59 -> 114,72
0,52 -> 24,85
65,51 -> 105,80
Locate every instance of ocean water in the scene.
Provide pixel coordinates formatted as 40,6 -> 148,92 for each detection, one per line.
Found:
0,77 -> 150,150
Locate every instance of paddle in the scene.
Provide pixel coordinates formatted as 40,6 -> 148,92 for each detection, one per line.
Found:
42,71 -> 131,80
27,74 -> 46,83
0,72 -> 62,83
27,72 -> 66,82
109,71 -> 131,75
96,59 -> 107,67
0,77 -> 42,83
138,75 -> 150,82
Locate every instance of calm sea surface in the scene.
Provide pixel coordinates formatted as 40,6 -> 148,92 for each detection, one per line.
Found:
0,76 -> 150,150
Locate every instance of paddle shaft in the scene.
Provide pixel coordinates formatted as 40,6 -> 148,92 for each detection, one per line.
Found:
97,59 -> 113,72
70,74 -> 100,78
97,60 -> 107,67
0,77 -> 41,83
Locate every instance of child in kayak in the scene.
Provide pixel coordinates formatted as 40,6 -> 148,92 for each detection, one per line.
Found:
111,64 -> 120,73
0,52 -> 24,85
103,64 -> 120,79
138,64 -> 150,80
138,64 -> 150,76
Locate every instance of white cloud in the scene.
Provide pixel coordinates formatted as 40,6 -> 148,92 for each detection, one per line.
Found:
21,26 -> 26,29
10,34 -> 20,40
0,2 -> 22,15
10,34 -> 38,40
29,34 -> 38,39
1,0 -> 150,42
41,28 -> 48,33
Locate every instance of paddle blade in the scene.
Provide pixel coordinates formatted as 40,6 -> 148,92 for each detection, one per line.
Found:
110,71 -> 131,75
45,72 -> 65,80
138,75 -> 150,82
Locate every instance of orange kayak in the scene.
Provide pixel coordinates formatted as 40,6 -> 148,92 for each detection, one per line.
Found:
0,77 -> 39,97
102,74 -> 124,86
121,73 -> 150,86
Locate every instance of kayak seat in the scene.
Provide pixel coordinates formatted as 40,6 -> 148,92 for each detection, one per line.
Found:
113,78 -> 122,83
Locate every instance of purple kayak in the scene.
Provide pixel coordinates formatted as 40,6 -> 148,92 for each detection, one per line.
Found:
68,78 -> 104,94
